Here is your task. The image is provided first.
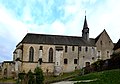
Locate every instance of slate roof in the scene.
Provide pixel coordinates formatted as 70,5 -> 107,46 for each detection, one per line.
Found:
19,33 -> 96,46
95,29 -> 112,43
83,16 -> 88,29
113,39 -> 120,50
95,31 -> 102,43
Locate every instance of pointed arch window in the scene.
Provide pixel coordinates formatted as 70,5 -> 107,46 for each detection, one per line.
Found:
29,47 -> 34,62
49,48 -> 53,63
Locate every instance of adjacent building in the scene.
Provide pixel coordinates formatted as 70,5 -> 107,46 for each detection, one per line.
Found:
113,39 -> 120,53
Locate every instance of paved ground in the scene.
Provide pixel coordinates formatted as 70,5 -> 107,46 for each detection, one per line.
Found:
52,79 -> 98,84
52,81 -> 78,84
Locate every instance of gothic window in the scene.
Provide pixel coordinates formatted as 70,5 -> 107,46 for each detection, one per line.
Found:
64,58 -> 68,64
72,46 -> 75,51
65,46 -> 67,52
74,59 -> 77,64
29,47 -> 34,62
85,47 -> 88,52
48,48 -> 53,63
39,46 -> 43,50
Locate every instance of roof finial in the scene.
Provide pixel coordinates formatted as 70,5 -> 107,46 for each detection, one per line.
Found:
85,10 -> 86,17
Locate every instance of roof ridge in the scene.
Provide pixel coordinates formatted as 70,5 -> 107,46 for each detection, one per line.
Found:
26,33 -> 82,38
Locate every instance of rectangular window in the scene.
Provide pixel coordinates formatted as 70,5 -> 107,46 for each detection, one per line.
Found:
107,51 -> 109,57
79,46 -> 81,51
65,46 -> 67,52
74,59 -> 77,64
85,47 -> 88,52
39,46 -> 43,50
72,46 -> 75,51
64,59 -> 68,64
100,41 -> 102,45
98,51 -> 101,59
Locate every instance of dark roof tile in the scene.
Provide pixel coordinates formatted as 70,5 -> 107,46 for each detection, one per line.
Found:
113,39 -> 120,50
19,33 -> 95,46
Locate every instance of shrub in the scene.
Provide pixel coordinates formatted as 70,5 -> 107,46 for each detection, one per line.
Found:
18,72 -> 26,84
34,67 -> 44,84
28,70 -> 35,84
109,53 -> 120,69
91,60 -> 104,71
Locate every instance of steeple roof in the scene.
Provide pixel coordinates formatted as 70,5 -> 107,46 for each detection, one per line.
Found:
83,16 -> 88,29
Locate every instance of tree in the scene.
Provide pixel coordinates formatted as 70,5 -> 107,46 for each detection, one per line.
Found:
28,70 -> 35,84
34,67 -> 44,84
18,72 -> 25,84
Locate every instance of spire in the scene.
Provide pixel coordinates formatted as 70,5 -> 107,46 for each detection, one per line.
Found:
83,15 -> 88,29
82,12 -> 89,41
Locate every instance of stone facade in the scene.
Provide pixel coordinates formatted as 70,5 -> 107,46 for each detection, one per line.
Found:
14,44 -> 97,74
1,61 -> 15,78
95,30 -> 114,60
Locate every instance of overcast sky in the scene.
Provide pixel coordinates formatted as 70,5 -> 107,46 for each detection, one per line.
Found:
0,0 -> 120,62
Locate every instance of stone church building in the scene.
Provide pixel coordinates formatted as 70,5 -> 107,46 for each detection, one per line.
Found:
2,16 -> 114,77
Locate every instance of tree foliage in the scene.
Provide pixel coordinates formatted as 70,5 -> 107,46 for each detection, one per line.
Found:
28,70 -> 35,84
34,67 -> 44,84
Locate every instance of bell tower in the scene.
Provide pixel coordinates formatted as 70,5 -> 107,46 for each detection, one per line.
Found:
82,15 -> 89,41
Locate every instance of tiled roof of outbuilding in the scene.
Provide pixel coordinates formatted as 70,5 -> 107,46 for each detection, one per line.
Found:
113,39 -> 120,50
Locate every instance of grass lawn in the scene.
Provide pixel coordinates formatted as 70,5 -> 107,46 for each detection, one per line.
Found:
71,69 -> 120,84
44,70 -> 80,83
0,78 -> 16,83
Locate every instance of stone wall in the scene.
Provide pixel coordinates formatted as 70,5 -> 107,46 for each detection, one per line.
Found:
2,62 -> 15,78
96,30 -> 114,60
15,43 -> 98,73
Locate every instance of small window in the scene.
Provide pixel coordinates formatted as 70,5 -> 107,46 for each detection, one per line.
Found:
85,47 -> 88,52
39,46 -> 43,50
92,57 -> 95,60
65,46 -> 67,52
74,59 -> 77,64
72,46 -> 75,51
98,56 -> 100,59
79,46 -> 81,51
86,62 -> 90,67
107,51 -> 109,57
64,59 -> 68,64
98,51 -> 100,57
83,56 -> 85,58
100,41 -> 102,45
